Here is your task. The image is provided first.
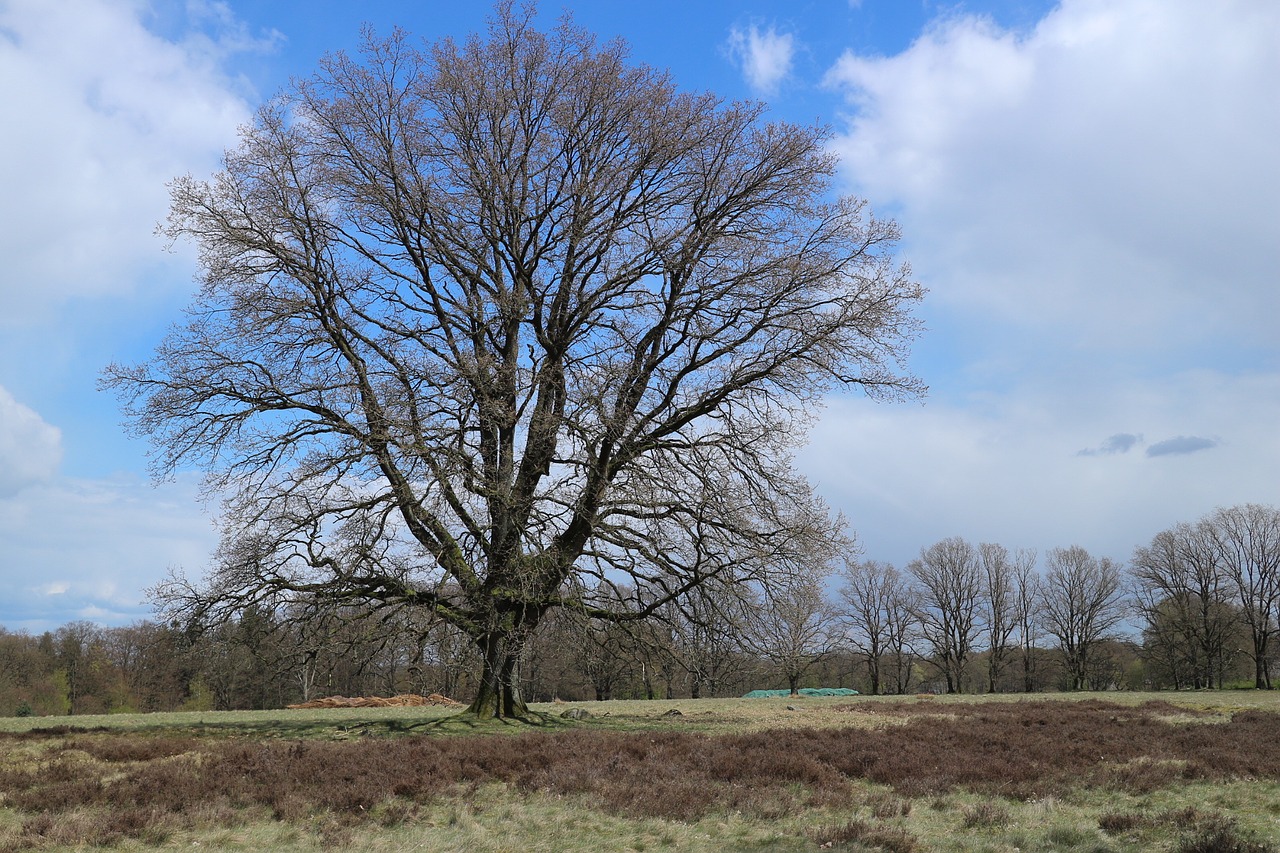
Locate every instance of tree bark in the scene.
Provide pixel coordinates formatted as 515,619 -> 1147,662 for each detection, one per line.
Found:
465,633 -> 529,718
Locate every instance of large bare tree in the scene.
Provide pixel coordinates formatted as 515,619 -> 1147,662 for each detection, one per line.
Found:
1041,546 -> 1126,690
104,6 -> 923,717
1010,548 -> 1041,692
741,533 -> 842,695
908,537 -> 984,693
978,542 -> 1019,693
1207,504 -> 1280,689
1131,521 -> 1235,689
838,558 -> 917,695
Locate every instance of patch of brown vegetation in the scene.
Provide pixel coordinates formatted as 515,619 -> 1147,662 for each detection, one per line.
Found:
1,700 -> 1279,849
819,700 -> 1270,799
286,693 -> 463,709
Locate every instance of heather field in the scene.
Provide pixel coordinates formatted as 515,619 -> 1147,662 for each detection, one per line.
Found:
2,693 -> 1280,852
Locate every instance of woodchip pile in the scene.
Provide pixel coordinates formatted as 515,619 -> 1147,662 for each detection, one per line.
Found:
286,693 -> 464,709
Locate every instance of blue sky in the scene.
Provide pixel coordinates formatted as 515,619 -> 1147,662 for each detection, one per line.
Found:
0,0 -> 1276,630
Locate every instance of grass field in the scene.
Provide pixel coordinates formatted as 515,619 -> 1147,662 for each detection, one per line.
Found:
1,691 -> 1279,851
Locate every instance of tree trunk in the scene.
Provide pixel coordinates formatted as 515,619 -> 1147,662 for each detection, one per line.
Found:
1068,651 -> 1085,691
988,650 -> 1003,694
465,633 -> 529,718
1260,633 -> 1273,689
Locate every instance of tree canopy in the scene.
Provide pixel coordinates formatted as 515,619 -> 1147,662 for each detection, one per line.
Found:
105,4 -> 924,717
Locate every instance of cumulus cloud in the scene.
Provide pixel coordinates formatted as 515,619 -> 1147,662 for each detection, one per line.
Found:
1146,436 -> 1218,457
805,0 -> 1279,568
0,0 -> 269,324
824,0 -> 1280,353
725,23 -> 795,96
1077,433 -> 1142,457
0,386 -> 62,497
0,1 -> 271,629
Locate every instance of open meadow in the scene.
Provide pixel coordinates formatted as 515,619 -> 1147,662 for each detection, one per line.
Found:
2,691 -> 1280,852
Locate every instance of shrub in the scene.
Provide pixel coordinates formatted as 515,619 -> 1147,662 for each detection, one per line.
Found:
809,819 -> 918,852
1177,816 -> 1275,853
962,801 -> 1010,829
1098,812 -> 1145,834
866,792 -> 912,819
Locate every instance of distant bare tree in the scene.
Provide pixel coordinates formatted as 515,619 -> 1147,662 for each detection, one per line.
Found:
623,616 -> 679,700
52,622 -> 108,715
1131,521 -> 1236,688
100,622 -> 196,712
1009,549 -> 1041,692
1041,546 -> 1126,690
559,591 -> 635,701
664,584 -> 752,699
742,534 -> 842,695
838,558 -> 915,695
415,619 -> 481,701
978,542 -> 1019,693
107,5 -> 924,717
908,537 -> 984,693
882,582 -> 920,694
1206,504 -> 1280,689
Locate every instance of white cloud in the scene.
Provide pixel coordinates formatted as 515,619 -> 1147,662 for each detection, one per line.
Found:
800,369 -> 1280,569
726,23 -> 796,96
0,474 -> 216,630
0,0 -> 262,629
807,0 -> 1280,571
0,386 -> 62,497
825,0 -> 1280,353
0,0 -> 264,325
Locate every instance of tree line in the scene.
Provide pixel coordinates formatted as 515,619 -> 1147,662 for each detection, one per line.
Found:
2,503 -> 1275,716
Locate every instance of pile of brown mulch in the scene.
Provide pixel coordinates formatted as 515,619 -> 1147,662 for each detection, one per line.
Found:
287,693 -> 464,709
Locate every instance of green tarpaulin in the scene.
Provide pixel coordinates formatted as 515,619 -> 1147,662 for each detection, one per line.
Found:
741,688 -> 860,698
